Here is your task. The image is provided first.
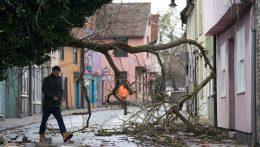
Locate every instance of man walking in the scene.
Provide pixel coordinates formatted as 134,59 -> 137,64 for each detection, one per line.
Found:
39,66 -> 73,142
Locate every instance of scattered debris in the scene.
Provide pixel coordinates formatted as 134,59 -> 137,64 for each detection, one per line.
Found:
0,135 -> 8,145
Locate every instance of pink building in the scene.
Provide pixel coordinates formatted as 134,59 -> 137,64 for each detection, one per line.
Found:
84,3 -> 160,104
204,0 -> 254,142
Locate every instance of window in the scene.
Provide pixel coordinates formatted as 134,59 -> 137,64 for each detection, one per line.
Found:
185,51 -> 189,75
32,66 -> 42,102
135,66 -> 146,92
85,51 -> 93,71
73,48 -> 78,64
220,43 -> 227,97
60,48 -> 64,60
198,0 -> 203,35
62,77 -> 68,102
205,66 -> 213,97
236,26 -> 245,93
114,37 -> 128,57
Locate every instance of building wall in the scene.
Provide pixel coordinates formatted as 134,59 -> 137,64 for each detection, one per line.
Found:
2,65 -> 49,118
58,47 -> 81,109
94,34 -> 158,103
0,81 -> 5,119
186,7 -> 196,114
138,14 -> 159,81
106,38 -> 146,82
205,36 -> 215,125
84,50 -> 105,108
200,11 -> 215,125
204,0 -> 253,134
84,74 -> 103,108
255,0 -> 260,143
195,0 -> 210,121
31,66 -> 48,114
151,14 -> 160,41
204,0 -> 244,34
216,10 -> 252,132
185,0 -> 213,122
5,68 -> 20,118
84,38 -> 159,105
145,14 -> 160,74
103,38 -> 148,102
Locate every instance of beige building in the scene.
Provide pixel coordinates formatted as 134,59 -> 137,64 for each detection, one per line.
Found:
181,0 -> 214,124
52,46 -> 82,109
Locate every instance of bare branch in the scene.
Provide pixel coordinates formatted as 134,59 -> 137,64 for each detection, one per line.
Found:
178,72 -> 214,109
67,38 -> 214,72
150,51 -> 165,92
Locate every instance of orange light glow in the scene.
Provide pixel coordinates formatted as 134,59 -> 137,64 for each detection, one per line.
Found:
117,85 -> 129,100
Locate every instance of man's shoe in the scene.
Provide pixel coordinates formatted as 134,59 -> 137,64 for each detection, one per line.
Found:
63,132 -> 73,142
39,132 -> 46,142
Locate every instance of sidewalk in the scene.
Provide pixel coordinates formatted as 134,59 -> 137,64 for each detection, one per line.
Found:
0,105 -> 121,132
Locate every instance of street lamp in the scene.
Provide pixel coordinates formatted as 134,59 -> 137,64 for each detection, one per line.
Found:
169,0 -> 177,7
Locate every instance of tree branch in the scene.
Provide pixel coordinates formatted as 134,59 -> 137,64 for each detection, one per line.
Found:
103,51 -> 128,115
67,38 -> 214,73
150,51 -> 165,93
178,72 -> 214,109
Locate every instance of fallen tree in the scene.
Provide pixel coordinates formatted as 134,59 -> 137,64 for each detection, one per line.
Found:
67,36 -> 216,137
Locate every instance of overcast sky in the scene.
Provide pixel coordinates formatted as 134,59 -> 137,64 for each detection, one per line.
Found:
112,0 -> 186,14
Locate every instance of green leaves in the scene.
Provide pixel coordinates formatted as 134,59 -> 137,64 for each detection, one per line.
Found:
0,0 -> 112,80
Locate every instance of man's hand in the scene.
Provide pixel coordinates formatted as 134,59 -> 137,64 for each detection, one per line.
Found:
53,96 -> 59,101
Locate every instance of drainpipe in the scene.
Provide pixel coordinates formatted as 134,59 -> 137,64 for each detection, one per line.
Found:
252,28 -> 256,146
213,35 -> 218,127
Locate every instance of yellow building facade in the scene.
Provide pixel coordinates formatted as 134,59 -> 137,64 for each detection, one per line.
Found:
54,47 -> 82,109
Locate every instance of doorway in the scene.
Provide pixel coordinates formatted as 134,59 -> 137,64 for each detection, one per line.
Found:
75,80 -> 80,109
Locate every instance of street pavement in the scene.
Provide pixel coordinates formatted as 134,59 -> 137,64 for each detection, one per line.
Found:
0,105 -> 121,132
0,106 -> 159,147
0,106 -> 250,147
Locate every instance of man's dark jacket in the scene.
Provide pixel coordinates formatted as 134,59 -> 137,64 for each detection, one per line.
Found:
42,74 -> 62,108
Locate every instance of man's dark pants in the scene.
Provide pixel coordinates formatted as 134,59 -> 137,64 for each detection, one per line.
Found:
39,107 -> 66,135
